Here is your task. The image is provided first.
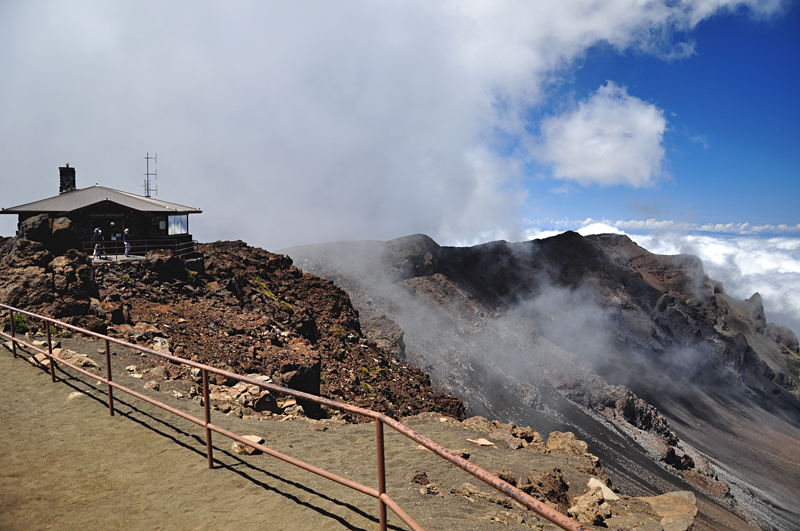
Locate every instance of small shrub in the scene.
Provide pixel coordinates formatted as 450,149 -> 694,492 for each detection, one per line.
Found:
359,381 -> 375,398
13,314 -> 31,334
279,301 -> 294,313
120,274 -> 131,282
251,276 -> 277,301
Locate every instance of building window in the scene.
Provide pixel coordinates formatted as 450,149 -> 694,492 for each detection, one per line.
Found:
168,214 -> 188,235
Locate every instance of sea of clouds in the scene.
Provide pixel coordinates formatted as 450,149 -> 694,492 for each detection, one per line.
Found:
560,223 -> 800,335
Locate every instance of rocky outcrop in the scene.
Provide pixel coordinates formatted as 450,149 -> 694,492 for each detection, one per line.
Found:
92,240 -> 466,421
0,221 -> 101,331
12,214 -> 82,257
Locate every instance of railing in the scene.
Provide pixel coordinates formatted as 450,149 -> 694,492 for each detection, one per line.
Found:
0,303 -> 588,531
83,238 -> 198,260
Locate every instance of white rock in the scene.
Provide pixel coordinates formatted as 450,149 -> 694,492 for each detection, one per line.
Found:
588,478 -> 619,501
126,365 -> 137,372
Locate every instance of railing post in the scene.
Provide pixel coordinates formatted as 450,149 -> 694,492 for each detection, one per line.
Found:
203,368 -> 213,468
46,322 -> 56,382
9,309 -> 16,358
376,419 -> 387,531
105,338 -> 115,416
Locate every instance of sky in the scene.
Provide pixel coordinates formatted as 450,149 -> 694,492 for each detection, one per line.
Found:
1,1 -> 798,329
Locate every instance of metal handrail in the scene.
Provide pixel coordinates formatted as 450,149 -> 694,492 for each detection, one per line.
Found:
0,303 -> 589,531
83,238 -> 198,259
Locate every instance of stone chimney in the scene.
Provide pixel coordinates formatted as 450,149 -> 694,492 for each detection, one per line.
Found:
59,164 -> 76,194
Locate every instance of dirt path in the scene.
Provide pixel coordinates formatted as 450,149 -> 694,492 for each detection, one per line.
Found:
0,339 -> 580,531
0,338 -> 757,531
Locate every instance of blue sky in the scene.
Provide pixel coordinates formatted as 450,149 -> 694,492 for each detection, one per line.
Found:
522,3 -> 800,233
1,1 -> 798,328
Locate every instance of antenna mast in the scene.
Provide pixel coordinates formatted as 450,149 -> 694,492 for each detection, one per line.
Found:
144,152 -> 158,197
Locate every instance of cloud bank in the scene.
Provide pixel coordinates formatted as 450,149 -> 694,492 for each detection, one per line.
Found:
0,1 -> 786,249
539,82 -> 667,187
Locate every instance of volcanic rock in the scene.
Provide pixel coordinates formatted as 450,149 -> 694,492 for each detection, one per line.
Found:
285,231 -> 800,529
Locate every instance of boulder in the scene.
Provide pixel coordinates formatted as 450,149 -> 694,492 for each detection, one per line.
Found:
546,431 -> 587,456
59,349 -> 100,370
567,487 -> 610,525
275,361 -> 321,418
587,477 -> 618,501
152,337 -> 172,355
252,391 -> 282,414
146,249 -> 188,281
16,214 -> 81,256
637,491 -> 697,531
521,468 -> 571,513
231,435 -> 264,455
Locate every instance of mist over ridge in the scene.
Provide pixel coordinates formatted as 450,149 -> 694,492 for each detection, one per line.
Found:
284,230 -> 800,530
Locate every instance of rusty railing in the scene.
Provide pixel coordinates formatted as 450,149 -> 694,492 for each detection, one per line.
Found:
0,303 -> 588,531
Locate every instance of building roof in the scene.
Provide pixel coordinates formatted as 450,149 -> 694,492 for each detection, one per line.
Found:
1,185 -> 202,215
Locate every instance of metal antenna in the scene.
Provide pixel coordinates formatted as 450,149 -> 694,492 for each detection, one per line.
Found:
144,152 -> 158,197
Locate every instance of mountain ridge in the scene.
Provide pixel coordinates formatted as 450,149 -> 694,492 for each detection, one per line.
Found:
285,231 -> 800,530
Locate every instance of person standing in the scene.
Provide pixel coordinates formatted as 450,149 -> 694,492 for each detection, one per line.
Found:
123,228 -> 131,257
97,229 -> 108,259
91,228 -> 102,259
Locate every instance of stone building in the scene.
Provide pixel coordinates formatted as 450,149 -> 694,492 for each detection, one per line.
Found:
1,165 -> 202,251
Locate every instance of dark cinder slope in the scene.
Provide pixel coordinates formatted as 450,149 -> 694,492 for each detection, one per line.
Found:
285,232 -> 800,531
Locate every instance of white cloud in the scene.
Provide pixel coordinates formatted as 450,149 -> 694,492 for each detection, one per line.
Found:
539,82 -> 667,187
577,223 -> 623,236
532,218 -> 800,236
0,1 -> 785,248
